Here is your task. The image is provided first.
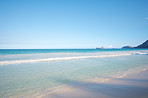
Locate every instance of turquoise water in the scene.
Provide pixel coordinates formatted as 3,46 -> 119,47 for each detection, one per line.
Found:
0,49 -> 148,97
0,49 -> 147,55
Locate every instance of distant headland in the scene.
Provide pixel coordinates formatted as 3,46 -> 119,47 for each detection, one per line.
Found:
122,40 -> 148,49
96,40 -> 148,49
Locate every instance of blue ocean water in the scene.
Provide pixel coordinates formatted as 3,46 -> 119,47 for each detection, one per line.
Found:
0,48 -> 147,55
0,49 -> 148,97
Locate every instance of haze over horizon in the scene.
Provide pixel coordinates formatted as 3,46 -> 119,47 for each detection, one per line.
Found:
0,0 -> 148,49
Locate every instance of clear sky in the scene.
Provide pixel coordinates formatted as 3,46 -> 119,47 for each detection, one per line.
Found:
0,0 -> 148,49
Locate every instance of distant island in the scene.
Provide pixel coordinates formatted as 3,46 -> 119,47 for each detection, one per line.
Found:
96,47 -> 104,49
96,40 -> 148,49
122,40 -> 148,49
122,46 -> 134,49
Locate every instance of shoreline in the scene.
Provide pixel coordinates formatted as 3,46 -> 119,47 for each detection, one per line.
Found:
45,70 -> 148,98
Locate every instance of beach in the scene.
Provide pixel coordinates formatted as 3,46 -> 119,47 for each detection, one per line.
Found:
1,0 -> 148,97
47,70 -> 148,98
0,49 -> 148,97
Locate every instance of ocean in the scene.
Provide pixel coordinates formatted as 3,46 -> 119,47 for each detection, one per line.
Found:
0,49 -> 148,97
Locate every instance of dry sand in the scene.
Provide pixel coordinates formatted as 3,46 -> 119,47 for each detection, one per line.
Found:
44,71 -> 148,98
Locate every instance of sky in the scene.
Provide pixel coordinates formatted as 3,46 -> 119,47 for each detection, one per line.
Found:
0,0 -> 148,49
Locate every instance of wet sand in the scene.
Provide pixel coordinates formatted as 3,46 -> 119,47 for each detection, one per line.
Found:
45,71 -> 148,98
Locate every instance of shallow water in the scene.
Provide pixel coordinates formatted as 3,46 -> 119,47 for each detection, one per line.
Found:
0,49 -> 148,97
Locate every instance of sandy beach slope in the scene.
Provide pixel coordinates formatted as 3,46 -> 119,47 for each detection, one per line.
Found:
45,71 -> 148,98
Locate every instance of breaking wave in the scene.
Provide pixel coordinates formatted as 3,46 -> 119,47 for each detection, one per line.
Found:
0,51 -> 147,66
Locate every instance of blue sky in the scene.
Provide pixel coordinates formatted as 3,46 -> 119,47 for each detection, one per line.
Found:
0,0 -> 148,49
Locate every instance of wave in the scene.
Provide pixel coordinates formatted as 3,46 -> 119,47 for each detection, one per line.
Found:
0,51 -> 147,66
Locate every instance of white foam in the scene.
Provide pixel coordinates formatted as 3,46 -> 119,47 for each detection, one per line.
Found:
0,51 -> 147,66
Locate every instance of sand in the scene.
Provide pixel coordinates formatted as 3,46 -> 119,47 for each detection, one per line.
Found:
44,71 -> 148,98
